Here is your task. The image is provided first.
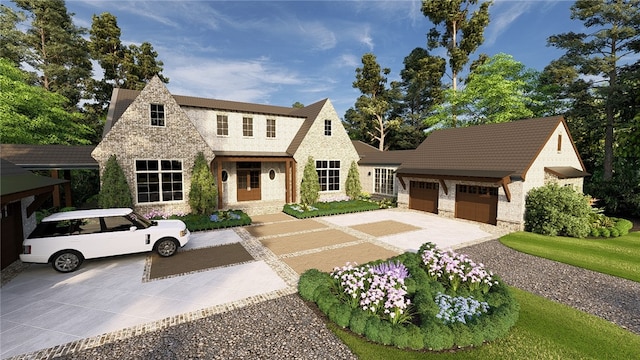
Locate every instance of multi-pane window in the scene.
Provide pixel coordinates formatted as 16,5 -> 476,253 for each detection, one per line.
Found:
374,168 -> 395,195
135,160 -> 183,203
266,119 -> 276,138
243,117 -> 253,137
316,160 -> 340,191
150,104 -> 165,126
324,119 -> 332,136
217,115 -> 228,136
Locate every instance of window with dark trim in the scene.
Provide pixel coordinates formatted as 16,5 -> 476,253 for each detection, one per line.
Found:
150,104 -> 165,126
135,160 -> 183,203
266,119 -> 276,138
316,160 -> 340,191
243,117 -> 253,137
217,115 -> 228,136
324,119 -> 332,136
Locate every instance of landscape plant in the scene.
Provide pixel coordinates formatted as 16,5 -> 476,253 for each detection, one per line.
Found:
524,183 -> 591,238
188,152 -> 217,215
300,156 -> 320,208
283,199 -> 380,219
345,160 -> 362,199
98,154 -> 133,208
145,209 -> 250,231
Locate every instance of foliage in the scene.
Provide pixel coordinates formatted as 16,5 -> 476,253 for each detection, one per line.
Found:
283,199 -> 381,219
188,152 -> 217,215
145,209 -> 250,232
345,160 -> 362,199
98,154 -> 133,209
524,183 -> 592,238
300,244 -> 519,351
501,231 -> 640,283
0,4 -> 28,65
0,58 -> 94,144
300,156 -> 320,206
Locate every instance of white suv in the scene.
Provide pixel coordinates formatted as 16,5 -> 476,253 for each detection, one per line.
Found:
21,208 -> 190,273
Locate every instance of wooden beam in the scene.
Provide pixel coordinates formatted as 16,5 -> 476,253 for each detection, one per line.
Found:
397,175 -> 406,190
501,176 -> 512,202
438,179 -> 448,195
51,170 -> 60,207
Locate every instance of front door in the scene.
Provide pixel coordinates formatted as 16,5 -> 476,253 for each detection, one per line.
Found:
237,162 -> 261,201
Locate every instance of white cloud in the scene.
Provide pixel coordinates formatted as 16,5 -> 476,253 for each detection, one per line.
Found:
299,22 -> 337,50
485,1 -> 535,46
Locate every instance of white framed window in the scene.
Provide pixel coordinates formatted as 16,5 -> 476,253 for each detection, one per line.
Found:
374,168 -> 395,195
324,119 -> 332,136
266,118 -> 276,138
135,159 -> 183,203
316,160 -> 340,191
243,117 -> 253,137
217,115 -> 228,136
150,104 -> 165,126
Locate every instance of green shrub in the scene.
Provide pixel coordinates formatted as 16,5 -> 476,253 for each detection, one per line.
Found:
377,320 -> 394,345
189,152 -> 217,215
590,227 -> 600,237
98,154 -> 133,208
328,302 -> 352,328
391,324 -> 409,349
349,309 -> 370,335
524,183 -> 591,238
614,218 -> 633,236
600,228 -> 611,238
609,228 -> 620,237
283,200 -> 380,219
345,160 -> 362,200
365,316 -> 383,343
406,324 -> 425,350
300,156 -> 320,206
298,269 -> 329,301
177,211 -> 250,231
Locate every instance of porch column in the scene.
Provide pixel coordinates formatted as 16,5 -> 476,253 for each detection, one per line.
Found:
213,159 -> 223,210
64,170 -> 72,207
285,159 -> 291,203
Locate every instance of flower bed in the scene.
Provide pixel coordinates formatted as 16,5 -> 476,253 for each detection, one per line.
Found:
299,242 -> 519,351
145,209 -> 251,231
283,199 -> 382,219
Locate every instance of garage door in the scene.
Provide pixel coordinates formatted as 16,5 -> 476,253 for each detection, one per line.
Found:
409,181 -> 439,214
455,185 -> 498,225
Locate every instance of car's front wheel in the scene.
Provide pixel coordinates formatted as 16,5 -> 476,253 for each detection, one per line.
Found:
155,238 -> 178,257
51,250 -> 84,273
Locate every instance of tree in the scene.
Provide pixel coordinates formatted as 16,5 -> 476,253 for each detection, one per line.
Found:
300,156 -> 320,206
548,0 -> 640,180
292,101 -> 304,108
427,53 -> 537,126
14,0 -> 92,109
345,161 -> 362,199
98,155 -> 133,209
0,4 -> 27,66
189,152 -> 217,215
422,0 -> 492,127
122,42 -> 169,90
351,53 -> 394,150
0,58 -> 93,144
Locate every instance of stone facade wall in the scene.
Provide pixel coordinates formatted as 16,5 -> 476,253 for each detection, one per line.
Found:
92,77 -> 215,215
292,100 -> 360,202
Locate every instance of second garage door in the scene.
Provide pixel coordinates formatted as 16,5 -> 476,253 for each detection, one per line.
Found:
409,181 -> 439,214
455,185 -> 498,225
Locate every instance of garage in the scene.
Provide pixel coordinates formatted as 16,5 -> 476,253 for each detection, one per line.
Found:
409,181 -> 439,214
455,185 -> 498,225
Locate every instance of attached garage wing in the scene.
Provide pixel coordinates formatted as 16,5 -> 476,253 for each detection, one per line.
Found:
455,185 -> 498,225
409,181 -> 439,214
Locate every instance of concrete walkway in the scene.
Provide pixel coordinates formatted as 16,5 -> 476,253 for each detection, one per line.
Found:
0,209 -> 499,359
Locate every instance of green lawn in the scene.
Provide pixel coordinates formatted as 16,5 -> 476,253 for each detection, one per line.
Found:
500,231 -> 640,282
328,288 -> 640,360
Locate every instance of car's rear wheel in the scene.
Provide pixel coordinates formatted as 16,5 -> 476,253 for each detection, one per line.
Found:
51,250 -> 84,273
155,238 -> 178,257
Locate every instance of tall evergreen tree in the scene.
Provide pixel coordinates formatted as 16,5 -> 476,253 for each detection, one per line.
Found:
548,0 -> 640,180
345,161 -> 362,200
189,152 -> 217,215
422,0 -> 492,127
300,156 -> 320,207
0,4 -> 27,66
98,155 -> 133,209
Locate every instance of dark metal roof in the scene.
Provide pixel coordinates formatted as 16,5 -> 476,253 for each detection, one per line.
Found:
213,151 -> 291,158
0,144 -> 98,170
0,159 -> 67,198
352,141 -> 416,166
396,116 -> 578,180
545,166 -> 590,179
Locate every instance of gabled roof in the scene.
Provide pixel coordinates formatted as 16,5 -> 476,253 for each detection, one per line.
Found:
0,144 -> 98,170
396,116 -> 580,180
286,99 -> 328,155
352,141 -> 416,166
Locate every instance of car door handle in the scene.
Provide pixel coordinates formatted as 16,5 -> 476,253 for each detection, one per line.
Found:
146,234 -> 151,245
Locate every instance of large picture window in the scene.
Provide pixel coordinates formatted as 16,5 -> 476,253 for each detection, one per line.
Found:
374,168 -> 395,195
150,104 -> 165,126
136,160 -> 183,203
316,160 -> 340,191
217,115 -> 228,136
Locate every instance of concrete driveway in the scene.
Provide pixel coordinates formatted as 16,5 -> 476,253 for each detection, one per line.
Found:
0,209 -> 499,359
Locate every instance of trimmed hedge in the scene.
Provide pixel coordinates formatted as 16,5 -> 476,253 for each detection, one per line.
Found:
298,246 -> 520,351
161,210 -> 251,231
283,200 -> 381,219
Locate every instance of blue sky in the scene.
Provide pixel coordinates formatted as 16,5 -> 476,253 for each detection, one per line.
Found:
62,0 -> 584,117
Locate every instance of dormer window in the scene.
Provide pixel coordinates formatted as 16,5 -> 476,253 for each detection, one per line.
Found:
324,119 -> 332,136
150,104 -> 165,126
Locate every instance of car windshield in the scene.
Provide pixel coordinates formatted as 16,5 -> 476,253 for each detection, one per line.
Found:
127,211 -> 153,228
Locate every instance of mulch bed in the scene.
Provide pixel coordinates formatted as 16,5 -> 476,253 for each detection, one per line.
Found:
282,243 -> 399,274
349,220 -> 421,237
246,219 -> 327,238
260,229 -> 359,255
148,243 -> 254,280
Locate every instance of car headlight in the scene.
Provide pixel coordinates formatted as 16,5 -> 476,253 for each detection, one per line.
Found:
180,229 -> 187,237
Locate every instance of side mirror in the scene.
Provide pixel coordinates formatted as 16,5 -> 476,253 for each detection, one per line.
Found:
129,226 -> 137,232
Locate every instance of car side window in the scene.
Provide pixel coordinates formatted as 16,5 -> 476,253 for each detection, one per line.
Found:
103,216 -> 136,232
74,217 -> 102,234
28,221 -> 71,238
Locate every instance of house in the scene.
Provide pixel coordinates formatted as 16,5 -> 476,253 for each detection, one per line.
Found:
395,116 -> 589,231
92,76 -> 359,216
352,140 -> 414,199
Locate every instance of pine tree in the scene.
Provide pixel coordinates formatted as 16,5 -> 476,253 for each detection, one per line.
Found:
300,156 -> 320,206
188,152 -> 217,215
345,161 -> 362,200
98,155 -> 133,208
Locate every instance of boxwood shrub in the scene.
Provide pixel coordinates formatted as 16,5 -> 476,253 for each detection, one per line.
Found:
298,243 -> 519,351
283,200 -> 381,219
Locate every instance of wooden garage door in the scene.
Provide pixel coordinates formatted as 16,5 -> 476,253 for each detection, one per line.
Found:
455,185 -> 498,225
409,181 -> 439,214
1,202 -> 23,269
